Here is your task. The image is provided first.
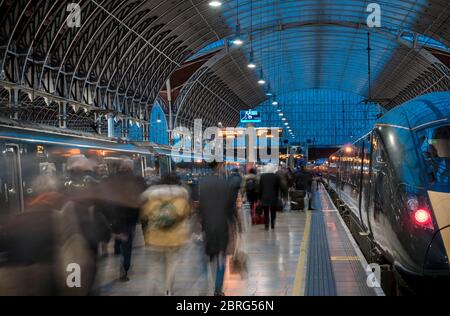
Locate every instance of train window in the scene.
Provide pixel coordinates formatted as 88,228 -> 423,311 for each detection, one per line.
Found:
417,124 -> 450,187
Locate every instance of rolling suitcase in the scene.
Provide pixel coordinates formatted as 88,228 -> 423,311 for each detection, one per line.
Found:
251,202 -> 264,225
290,190 -> 305,211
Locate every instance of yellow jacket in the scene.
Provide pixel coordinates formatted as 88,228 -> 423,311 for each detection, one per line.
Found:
140,185 -> 191,248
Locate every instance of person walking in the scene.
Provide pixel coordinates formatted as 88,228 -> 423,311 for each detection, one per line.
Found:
258,164 -> 281,230
199,161 -> 237,296
276,165 -> 290,211
294,166 -> 314,210
100,158 -> 147,282
140,174 -> 192,296
242,168 -> 258,212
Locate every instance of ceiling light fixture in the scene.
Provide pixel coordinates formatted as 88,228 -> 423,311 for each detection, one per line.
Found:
208,1 -> 222,7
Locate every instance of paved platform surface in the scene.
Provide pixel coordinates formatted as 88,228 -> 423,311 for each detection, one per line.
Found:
93,183 -> 382,296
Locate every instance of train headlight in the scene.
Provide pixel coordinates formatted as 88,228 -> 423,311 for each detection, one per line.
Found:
414,209 -> 431,225
412,208 -> 434,230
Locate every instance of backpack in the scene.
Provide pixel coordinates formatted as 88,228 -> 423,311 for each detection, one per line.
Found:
141,186 -> 190,231
152,200 -> 179,230
246,177 -> 257,193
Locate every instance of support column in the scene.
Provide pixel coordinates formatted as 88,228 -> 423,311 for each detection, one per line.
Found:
93,113 -> 102,134
59,102 -> 67,128
108,116 -> 115,138
10,88 -> 19,119
121,119 -> 128,139
166,79 -> 173,145
143,123 -> 149,142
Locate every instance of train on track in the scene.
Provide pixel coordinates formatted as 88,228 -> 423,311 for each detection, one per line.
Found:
0,117 -> 242,215
324,92 -> 450,295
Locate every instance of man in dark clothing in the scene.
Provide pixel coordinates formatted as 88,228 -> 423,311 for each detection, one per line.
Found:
228,168 -> 242,205
276,166 -> 290,211
98,158 -> 147,282
243,168 -> 258,212
259,165 -> 281,230
294,166 -> 314,210
199,161 -> 236,296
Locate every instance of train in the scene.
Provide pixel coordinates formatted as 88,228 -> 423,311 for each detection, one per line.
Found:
0,117 -> 242,216
324,92 -> 450,294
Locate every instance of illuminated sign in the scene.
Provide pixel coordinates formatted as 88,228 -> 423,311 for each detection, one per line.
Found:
240,110 -> 261,123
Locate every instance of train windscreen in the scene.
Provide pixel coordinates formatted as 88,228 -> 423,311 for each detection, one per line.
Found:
417,124 -> 450,190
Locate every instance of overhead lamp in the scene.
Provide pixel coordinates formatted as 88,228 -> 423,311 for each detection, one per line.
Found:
284,122 -> 289,126
272,101 -> 278,106
278,112 -> 283,116
233,38 -> 244,46
258,69 -> 265,85
248,50 -> 256,69
265,83 -> 272,96
282,118 -> 286,121
276,108 -> 281,112
233,23 -> 243,46
208,1 -> 222,7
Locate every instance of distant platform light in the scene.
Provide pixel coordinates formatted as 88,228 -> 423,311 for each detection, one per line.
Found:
284,122 -> 289,126
272,101 -> 278,106
233,38 -> 244,46
266,92 -> 273,96
208,1 -> 222,7
247,62 -> 256,69
282,118 -> 286,121
278,112 -> 284,116
258,79 -> 266,85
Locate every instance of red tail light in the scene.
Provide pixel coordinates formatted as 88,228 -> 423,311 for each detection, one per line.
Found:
414,209 -> 431,225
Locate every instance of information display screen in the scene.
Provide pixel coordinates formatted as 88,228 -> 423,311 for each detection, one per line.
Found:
240,110 -> 261,123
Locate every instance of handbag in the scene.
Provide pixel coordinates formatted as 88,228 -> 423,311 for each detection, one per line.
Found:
230,234 -> 248,279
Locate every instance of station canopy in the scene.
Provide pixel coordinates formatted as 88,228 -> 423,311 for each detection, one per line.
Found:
0,0 -> 449,139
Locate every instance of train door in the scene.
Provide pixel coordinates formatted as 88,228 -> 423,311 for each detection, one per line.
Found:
0,143 -> 24,214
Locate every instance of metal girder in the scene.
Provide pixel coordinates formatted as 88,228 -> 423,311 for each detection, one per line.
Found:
0,0 -> 238,130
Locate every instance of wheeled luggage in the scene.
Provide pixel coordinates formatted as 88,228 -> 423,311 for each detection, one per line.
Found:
251,202 -> 264,225
290,190 -> 305,210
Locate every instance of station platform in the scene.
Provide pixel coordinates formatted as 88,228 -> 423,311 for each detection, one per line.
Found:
93,183 -> 384,296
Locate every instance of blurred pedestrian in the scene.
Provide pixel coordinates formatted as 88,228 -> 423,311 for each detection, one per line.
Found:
242,168 -> 258,212
199,161 -> 237,296
259,164 -> 281,230
140,174 -> 192,296
294,166 -> 314,210
276,165 -> 290,211
228,168 -> 242,205
100,158 -> 147,282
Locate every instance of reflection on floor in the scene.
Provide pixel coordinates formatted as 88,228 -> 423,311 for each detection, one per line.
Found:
93,207 -> 307,296
94,184 -> 382,296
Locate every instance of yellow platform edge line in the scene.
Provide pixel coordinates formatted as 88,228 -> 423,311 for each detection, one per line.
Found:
292,210 -> 312,296
330,256 -> 360,261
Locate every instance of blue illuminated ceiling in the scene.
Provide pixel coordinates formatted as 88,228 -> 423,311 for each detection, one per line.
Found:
215,0 -> 447,97
199,0 -> 450,144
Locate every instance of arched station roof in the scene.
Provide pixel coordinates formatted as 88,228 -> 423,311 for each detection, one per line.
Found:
218,0 -> 450,108
0,0 -> 449,135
